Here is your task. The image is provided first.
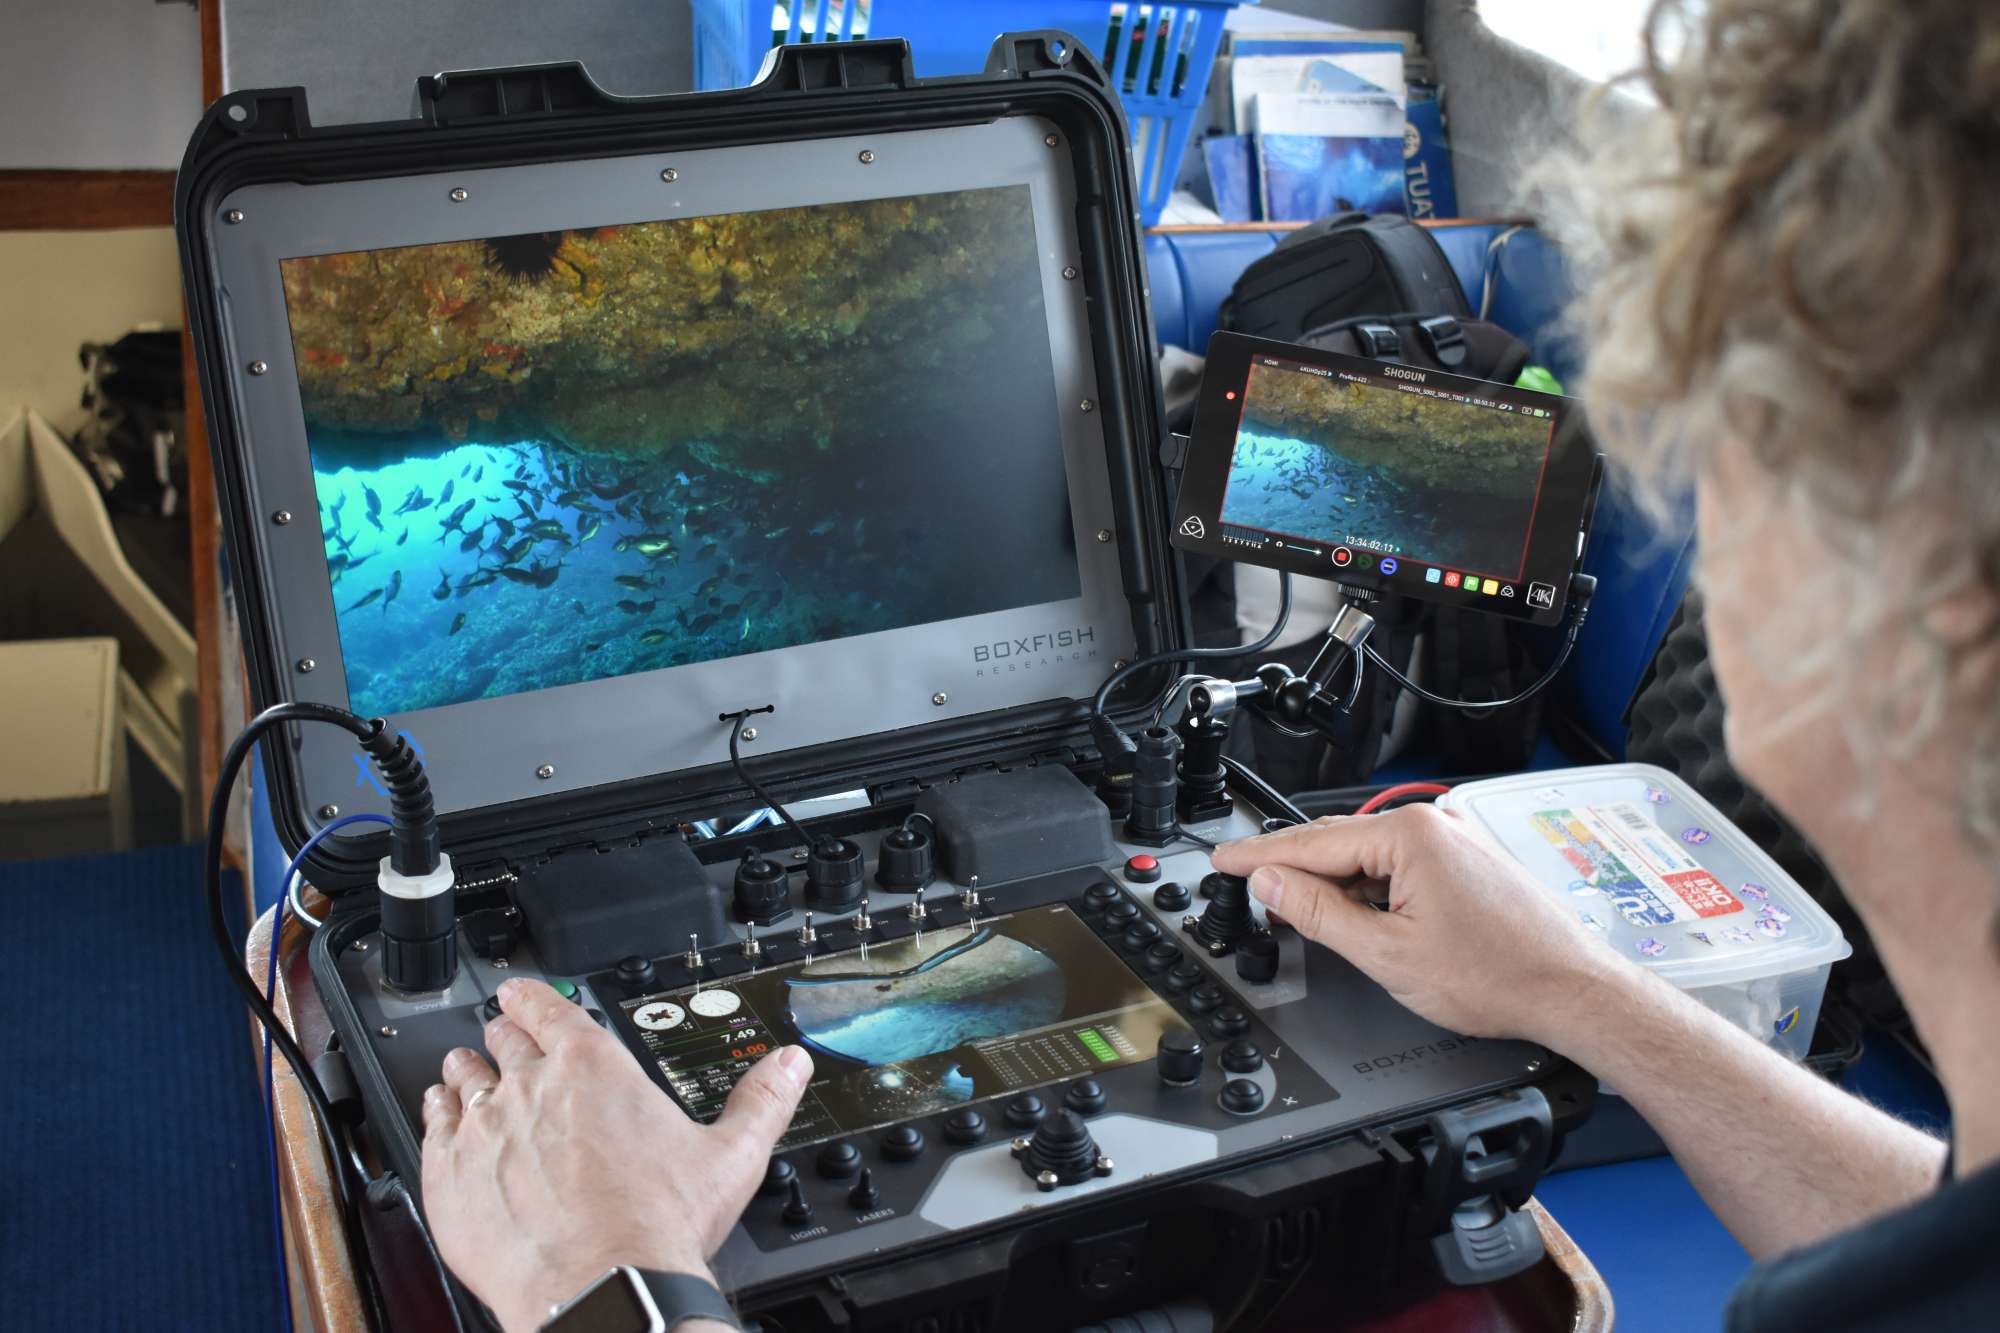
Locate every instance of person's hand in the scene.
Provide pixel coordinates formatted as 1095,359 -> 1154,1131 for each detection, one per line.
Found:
420,977 -> 812,1332
1211,806 -> 1627,1047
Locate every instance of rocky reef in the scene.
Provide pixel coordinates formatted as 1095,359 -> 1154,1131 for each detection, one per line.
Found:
281,189 -> 1040,475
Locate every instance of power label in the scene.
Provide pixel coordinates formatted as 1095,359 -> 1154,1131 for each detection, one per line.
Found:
1530,802 -> 1741,927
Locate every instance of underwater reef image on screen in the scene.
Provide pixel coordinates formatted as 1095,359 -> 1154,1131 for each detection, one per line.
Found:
1219,363 -> 1554,577
282,187 -> 1078,717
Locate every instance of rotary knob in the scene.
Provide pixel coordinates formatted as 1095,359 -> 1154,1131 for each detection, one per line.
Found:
1156,1024 -> 1204,1086
1235,931 -> 1280,984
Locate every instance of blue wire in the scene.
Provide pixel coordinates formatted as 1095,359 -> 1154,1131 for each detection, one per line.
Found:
264,812 -> 392,1332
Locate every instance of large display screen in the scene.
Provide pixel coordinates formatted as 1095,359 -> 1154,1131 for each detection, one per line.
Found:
1171,333 -> 1598,624
620,905 -> 1181,1152
280,186 -> 1079,718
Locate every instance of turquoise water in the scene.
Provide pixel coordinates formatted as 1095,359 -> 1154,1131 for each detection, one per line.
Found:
312,433 -> 1054,717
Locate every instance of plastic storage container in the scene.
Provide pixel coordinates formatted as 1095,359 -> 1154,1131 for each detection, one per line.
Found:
1439,764 -> 1851,1061
689,1 -> 1246,225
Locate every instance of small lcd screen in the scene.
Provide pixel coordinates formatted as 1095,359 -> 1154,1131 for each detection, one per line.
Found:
280,186 -> 1079,718
620,906 -> 1180,1152
1219,351 -> 1555,582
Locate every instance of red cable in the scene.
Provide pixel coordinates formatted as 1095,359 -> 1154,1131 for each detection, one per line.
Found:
1355,781 -> 1452,815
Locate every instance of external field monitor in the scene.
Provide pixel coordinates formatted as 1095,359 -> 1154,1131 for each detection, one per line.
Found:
1170,332 -> 1601,625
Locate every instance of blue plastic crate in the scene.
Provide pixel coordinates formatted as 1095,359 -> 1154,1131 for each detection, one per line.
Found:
690,1 -> 1247,225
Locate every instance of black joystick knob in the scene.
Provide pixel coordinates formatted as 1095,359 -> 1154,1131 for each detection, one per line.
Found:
1064,1078 -> 1107,1116
1188,873 -> 1255,953
1221,1039 -> 1264,1074
1176,712 -> 1233,824
807,838 -> 866,911
1235,931 -> 1281,984
732,853 -> 791,926
1017,1109 -> 1109,1190
1156,1025 -> 1204,1086
943,1107 -> 987,1145
760,1155 -> 797,1197
1221,1078 -> 1267,1115
816,1139 -> 862,1179
781,1178 -> 814,1226
875,824 -> 934,891
1004,1094 -> 1046,1129
615,955 -> 656,989
1123,726 -> 1183,847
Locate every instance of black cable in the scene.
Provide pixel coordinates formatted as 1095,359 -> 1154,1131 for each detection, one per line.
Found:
1092,572 -> 1294,719
207,702 -> 387,1332
722,710 -> 816,852
1219,755 -> 1311,827
1362,622 -> 1579,712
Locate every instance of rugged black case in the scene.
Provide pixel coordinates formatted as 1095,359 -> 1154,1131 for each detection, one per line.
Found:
176,32 -> 1188,893
178,38 -> 1597,1330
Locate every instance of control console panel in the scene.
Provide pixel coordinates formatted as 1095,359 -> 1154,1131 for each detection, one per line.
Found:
328,769 -> 1554,1304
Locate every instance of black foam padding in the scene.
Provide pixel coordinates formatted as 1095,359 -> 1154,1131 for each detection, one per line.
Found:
1624,591 -> 1901,1027
510,835 -> 730,976
914,766 -> 1117,886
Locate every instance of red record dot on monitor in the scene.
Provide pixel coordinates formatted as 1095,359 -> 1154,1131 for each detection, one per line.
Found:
1225,391 -> 1237,400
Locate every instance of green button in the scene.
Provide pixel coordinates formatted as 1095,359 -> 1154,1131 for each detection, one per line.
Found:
552,979 -> 579,1000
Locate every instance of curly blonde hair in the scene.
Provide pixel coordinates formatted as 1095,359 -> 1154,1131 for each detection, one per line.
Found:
1544,0 -> 2000,837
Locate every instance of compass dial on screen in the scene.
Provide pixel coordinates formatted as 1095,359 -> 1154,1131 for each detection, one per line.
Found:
689,990 -> 742,1018
633,1000 -> 687,1032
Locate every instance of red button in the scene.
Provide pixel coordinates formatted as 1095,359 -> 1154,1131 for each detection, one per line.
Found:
1332,546 -> 1353,567
1124,854 -> 1162,884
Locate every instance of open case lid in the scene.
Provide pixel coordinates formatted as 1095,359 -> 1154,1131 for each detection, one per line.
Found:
177,34 -> 1188,895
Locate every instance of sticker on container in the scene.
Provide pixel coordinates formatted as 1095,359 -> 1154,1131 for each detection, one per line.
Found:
1773,1007 -> 1801,1037
1578,911 -> 1609,933
1687,930 -> 1714,947
1759,904 -> 1792,924
1680,826 -> 1713,846
1635,937 -> 1668,958
1756,916 -> 1788,939
1567,879 -> 1598,897
1646,787 -> 1673,805
1528,803 -> 1743,927
1724,925 -> 1754,944
1739,882 -> 1770,901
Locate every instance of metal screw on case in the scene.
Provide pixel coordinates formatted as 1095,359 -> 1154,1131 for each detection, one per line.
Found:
932,692 -> 948,706
1045,133 -> 1061,147
353,939 -> 368,951
248,360 -> 268,376
379,1026 -> 396,1038
319,804 -> 339,819
272,510 -> 291,525
449,187 -> 468,202
1080,400 -> 1095,412
536,764 -> 555,780
296,657 -> 315,673
223,209 -> 244,224
858,150 -> 876,164
660,168 -> 678,182
1062,266 -> 1078,280
740,727 -> 758,743
1095,529 -> 1113,543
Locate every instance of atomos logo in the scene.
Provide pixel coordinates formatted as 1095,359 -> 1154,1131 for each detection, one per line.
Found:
1383,367 -> 1427,382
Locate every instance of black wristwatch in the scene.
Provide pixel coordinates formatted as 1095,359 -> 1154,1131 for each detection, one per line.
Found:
539,1265 -> 739,1332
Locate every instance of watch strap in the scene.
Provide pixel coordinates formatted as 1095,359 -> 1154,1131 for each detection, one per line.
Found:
635,1270 -> 739,1331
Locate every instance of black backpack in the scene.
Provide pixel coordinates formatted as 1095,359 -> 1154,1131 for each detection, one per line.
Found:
1213,213 -> 1549,783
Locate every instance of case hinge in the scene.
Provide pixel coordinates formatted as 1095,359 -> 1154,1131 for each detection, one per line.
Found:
1411,1087 -> 1552,1286
1159,432 -> 1190,474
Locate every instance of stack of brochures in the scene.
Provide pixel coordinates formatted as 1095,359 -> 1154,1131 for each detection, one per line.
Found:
1201,24 -> 1458,224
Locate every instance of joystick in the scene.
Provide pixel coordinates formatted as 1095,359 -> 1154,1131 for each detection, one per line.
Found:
807,838 -> 866,911
1014,1109 -> 1112,1190
1187,872 -> 1255,953
1123,727 -> 1182,847
1175,711 -> 1233,825
733,852 -> 792,926
875,823 -> 934,891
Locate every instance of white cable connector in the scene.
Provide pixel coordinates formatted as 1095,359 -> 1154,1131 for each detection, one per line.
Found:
378,851 -> 455,900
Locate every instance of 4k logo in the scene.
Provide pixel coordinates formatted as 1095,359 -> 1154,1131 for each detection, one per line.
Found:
1178,516 -> 1206,538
